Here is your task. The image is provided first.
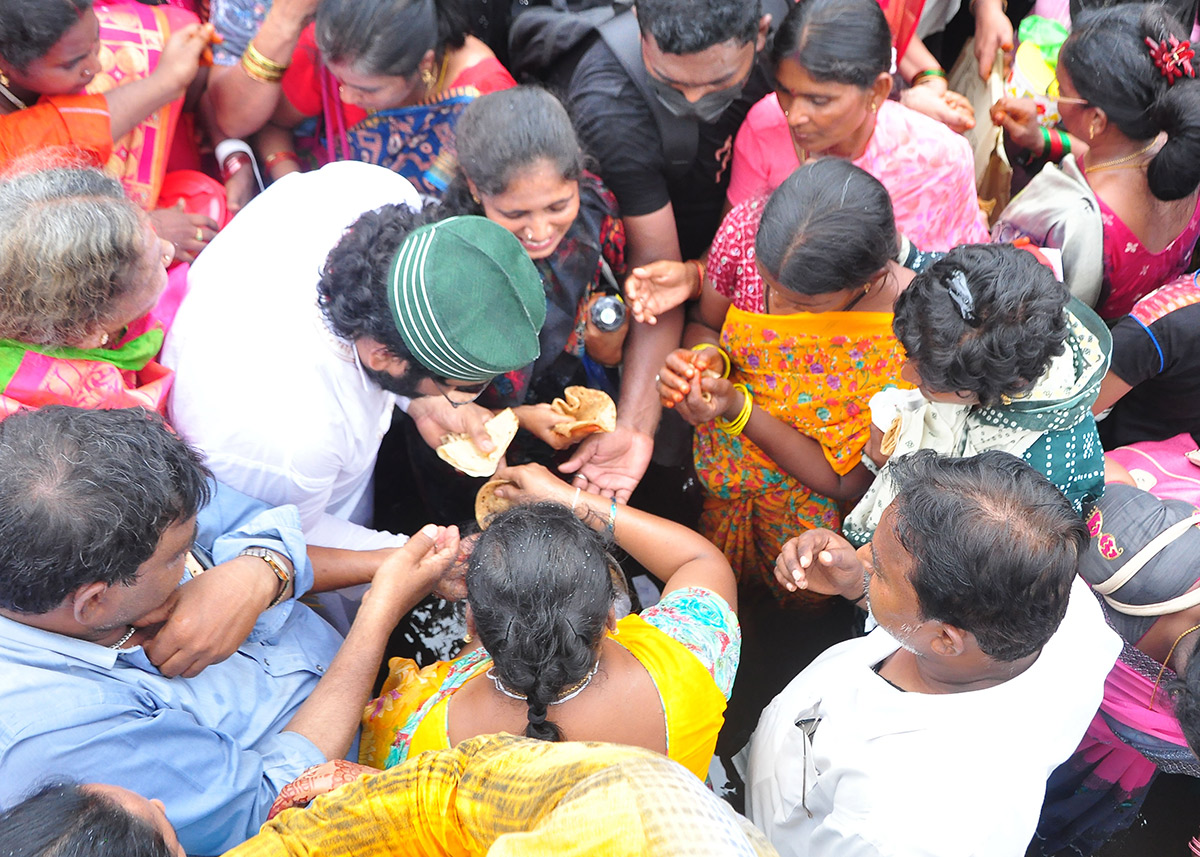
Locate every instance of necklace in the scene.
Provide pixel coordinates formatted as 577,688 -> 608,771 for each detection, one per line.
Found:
108,626 -> 137,650
1150,622 -> 1200,707
0,78 -> 27,110
1084,139 -> 1159,175
488,657 -> 601,705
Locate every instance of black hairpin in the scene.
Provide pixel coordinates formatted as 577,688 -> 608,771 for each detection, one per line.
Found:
946,270 -> 978,324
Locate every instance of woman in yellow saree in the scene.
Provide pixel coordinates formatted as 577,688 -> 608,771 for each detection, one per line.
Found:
656,159 -> 913,608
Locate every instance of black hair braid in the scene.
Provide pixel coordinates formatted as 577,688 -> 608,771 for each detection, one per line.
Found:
466,503 -> 615,743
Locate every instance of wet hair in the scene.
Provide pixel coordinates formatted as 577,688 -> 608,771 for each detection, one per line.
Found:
0,165 -> 150,347
467,503 -> 616,742
0,783 -> 172,857
1060,3 -> 1200,201
770,0 -> 891,87
891,243 -> 1070,407
0,0 -> 92,72
755,158 -> 897,295
446,86 -> 584,204
317,203 -> 429,376
0,406 -> 210,615
1168,633 -> 1200,758
634,0 -> 762,54
315,0 -> 469,77
887,450 -> 1087,662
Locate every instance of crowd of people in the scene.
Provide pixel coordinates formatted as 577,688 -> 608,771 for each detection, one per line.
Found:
0,0 -> 1199,854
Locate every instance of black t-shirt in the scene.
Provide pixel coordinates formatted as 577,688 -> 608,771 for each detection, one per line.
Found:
567,38 -> 773,260
1099,287 -> 1200,448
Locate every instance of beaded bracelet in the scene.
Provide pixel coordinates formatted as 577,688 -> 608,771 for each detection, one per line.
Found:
690,342 -> 730,378
714,383 -> 753,436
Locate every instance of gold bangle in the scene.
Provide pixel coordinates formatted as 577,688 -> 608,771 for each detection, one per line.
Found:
715,383 -> 753,436
690,343 -> 731,378
245,41 -> 289,73
241,52 -> 285,84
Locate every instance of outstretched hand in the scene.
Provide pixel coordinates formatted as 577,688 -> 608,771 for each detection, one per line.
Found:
774,529 -> 866,602
558,424 -> 653,504
625,260 -> 698,325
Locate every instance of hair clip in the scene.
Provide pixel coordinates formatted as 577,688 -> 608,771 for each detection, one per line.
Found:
1146,34 -> 1195,85
946,270 -> 978,324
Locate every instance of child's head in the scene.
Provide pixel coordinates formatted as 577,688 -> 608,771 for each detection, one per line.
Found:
892,244 -> 1070,407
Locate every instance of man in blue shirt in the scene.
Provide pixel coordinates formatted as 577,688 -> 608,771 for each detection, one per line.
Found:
0,406 -> 461,854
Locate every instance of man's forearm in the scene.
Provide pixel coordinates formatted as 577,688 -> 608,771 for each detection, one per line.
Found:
617,305 -> 685,435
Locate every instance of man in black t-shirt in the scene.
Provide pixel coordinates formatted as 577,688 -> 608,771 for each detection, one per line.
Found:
560,0 -> 780,501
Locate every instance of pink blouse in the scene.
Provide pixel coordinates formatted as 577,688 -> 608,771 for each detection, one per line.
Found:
727,95 -> 989,252
1096,192 -> 1200,319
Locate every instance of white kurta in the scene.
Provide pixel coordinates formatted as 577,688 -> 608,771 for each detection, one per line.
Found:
164,161 -> 421,551
742,576 -> 1121,857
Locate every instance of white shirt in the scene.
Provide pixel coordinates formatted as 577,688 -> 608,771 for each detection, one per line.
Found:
742,576 -> 1121,857
163,161 -> 421,550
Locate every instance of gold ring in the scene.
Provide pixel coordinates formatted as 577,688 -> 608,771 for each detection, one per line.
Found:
195,228 -> 204,242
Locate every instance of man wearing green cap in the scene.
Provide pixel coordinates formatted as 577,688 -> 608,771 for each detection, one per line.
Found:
164,162 -> 545,567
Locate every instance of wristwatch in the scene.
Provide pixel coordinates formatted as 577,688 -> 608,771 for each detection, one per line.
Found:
238,547 -> 292,608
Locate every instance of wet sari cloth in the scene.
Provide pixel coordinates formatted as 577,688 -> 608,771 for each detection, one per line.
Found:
0,328 -> 172,417
86,4 -> 196,209
695,306 -> 907,605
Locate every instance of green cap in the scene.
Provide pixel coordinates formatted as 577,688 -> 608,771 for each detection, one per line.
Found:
387,216 -> 546,383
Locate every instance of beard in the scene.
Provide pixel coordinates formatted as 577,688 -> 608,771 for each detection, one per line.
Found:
361,361 -> 430,397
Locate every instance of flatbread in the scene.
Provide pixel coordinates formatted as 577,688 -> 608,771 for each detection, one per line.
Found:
550,386 -> 617,439
436,408 -> 520,478
474,479 -> 514,529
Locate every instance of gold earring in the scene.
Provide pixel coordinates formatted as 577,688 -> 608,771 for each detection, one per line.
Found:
870,102 -> 878,114
100,332 -> 110,347
462,632 -> 473,644
420,67 -> 436,89
471,193 -> 480,204
1089,123 -> 1096,141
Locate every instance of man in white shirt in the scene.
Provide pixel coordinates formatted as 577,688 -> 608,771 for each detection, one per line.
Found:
164,161 -> 545,554
741,450 -> 1122,857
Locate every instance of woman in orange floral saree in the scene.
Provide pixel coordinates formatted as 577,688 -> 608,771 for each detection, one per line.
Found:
656,159 -> 913,606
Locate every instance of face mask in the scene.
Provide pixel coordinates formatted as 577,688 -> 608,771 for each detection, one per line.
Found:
648,72 -> 747,123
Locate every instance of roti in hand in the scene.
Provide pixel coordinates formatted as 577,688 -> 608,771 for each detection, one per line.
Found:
474,479 -> 514,528
549,386 -> 617,439
436,408 -> 520,478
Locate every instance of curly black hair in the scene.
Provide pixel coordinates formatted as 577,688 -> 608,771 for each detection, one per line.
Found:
892,243 -> 1070,407
466,502 -> 616,742
317,203 -> 434,363
0,406 -> 210,615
